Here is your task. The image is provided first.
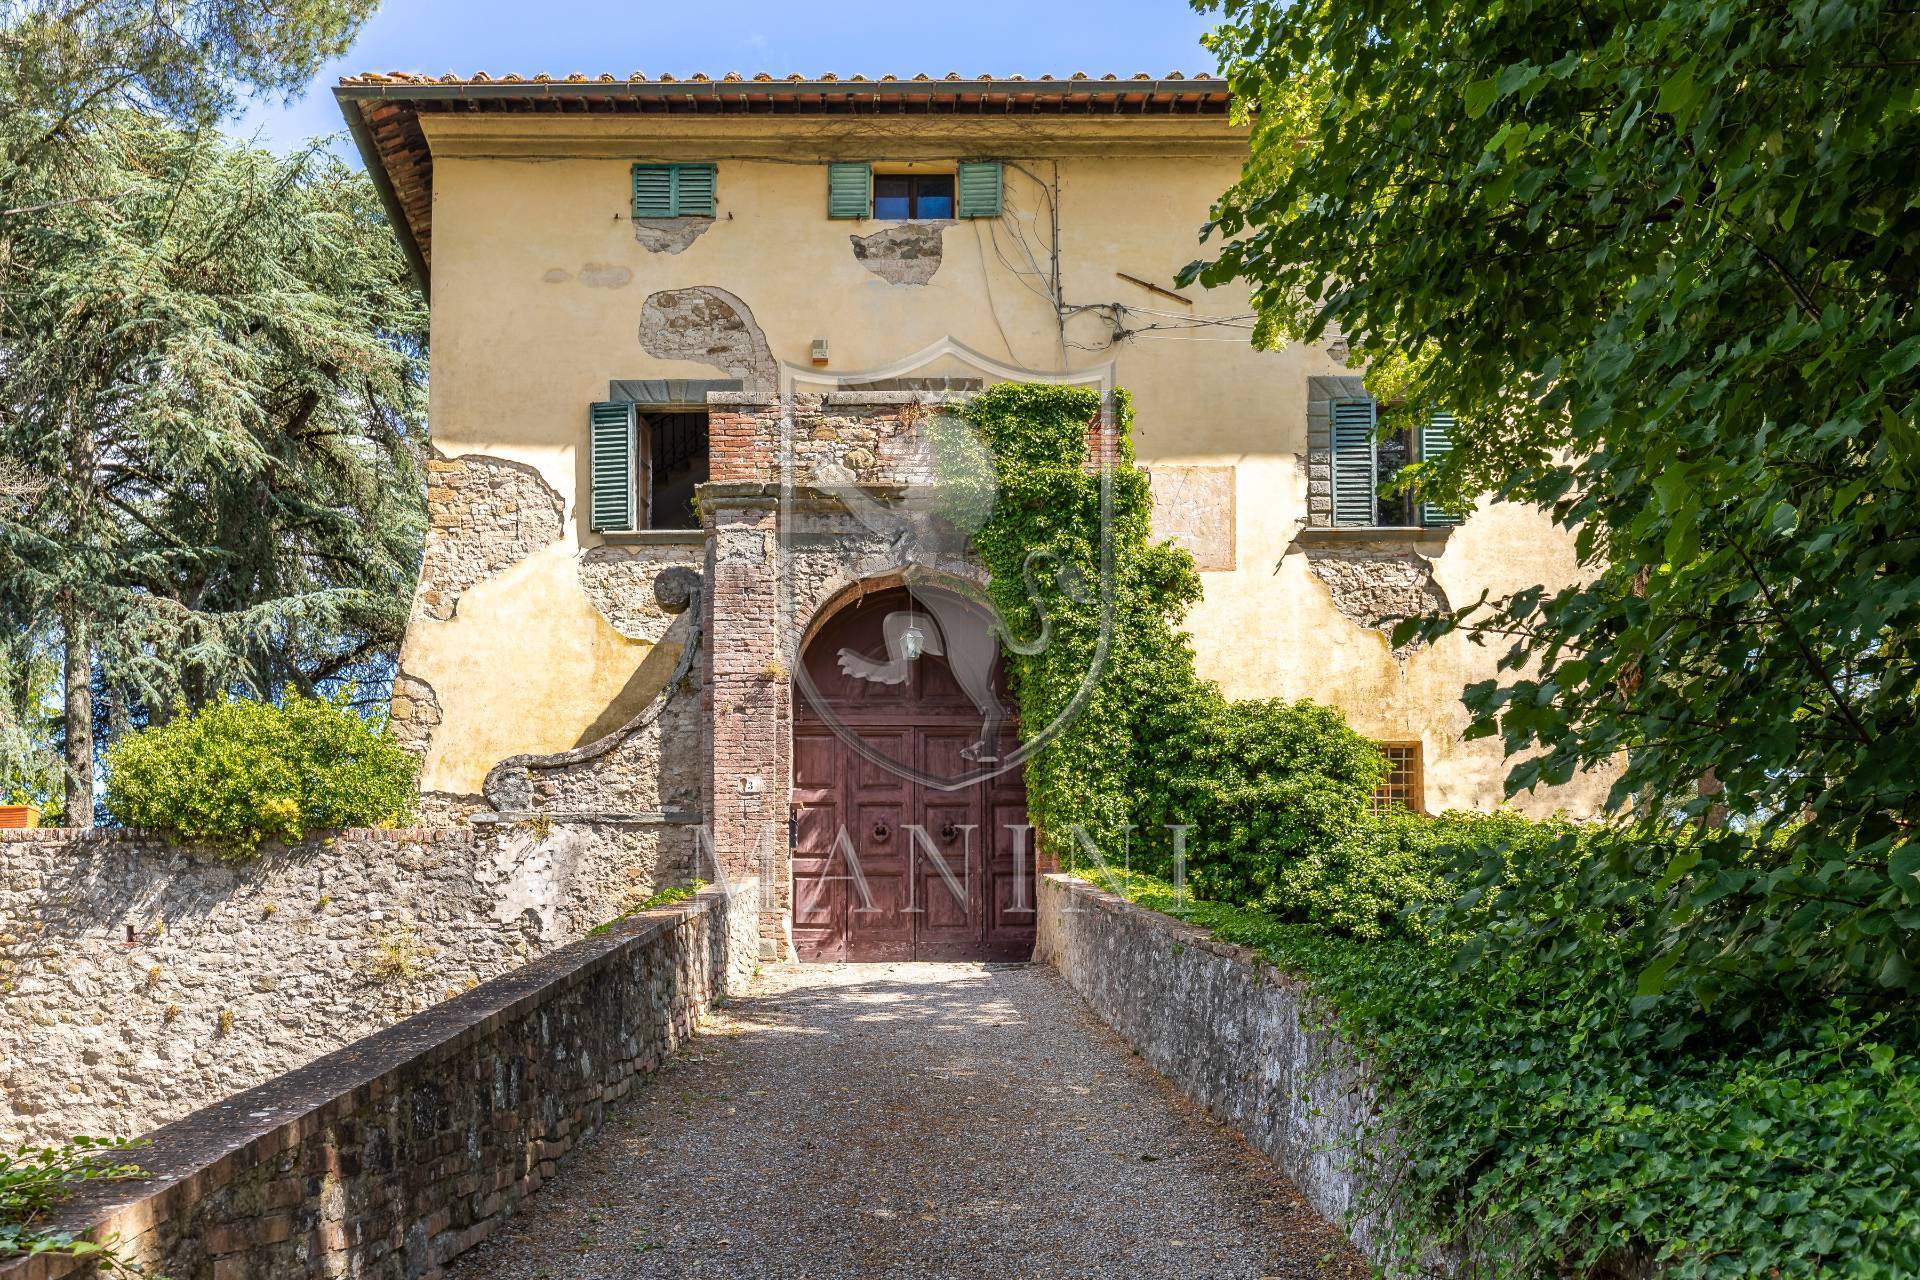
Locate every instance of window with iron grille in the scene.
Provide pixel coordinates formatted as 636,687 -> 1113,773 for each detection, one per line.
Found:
587,403 -> 710,532
1370,742 -> 1424,813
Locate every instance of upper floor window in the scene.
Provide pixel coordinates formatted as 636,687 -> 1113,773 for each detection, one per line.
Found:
631,163 -> 717,219
827,161 -> 1003,220
587,401 -> 710,533
1330,398 -> 1461,529
873,173 -> 954,220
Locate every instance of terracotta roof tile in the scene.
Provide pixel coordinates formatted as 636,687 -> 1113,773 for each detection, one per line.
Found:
337,69 -> 1221,88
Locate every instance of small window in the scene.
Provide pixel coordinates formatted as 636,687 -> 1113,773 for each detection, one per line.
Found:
872,173 -> 955,221
1371,743 -> 1424,814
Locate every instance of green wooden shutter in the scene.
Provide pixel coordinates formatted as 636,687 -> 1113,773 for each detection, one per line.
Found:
632,164 -> 717,218
672,163 -> 716,217
589,401 -> 636,533
827,162 -> 871,219
956,161 -> 1003,218
1420,411 -> 1463,527
632,165 -> 675,219
1330,398 -> 1379,527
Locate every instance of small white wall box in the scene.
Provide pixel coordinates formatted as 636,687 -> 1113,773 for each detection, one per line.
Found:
810,338 -> 830,366
741,776 -> 765,795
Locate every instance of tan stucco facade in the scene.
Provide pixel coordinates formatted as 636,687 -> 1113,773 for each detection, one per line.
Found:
393,109 -> 1608,820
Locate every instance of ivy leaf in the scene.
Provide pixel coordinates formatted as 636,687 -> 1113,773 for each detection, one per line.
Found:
1464,76 -> 1500,119
1635,946 -> 1683,997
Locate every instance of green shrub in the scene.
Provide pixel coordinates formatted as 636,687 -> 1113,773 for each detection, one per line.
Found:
1099,864 -> 1920,1280
104,689 -> 416,855
1,1136 -> 145,1267
1144,697 -> 1387,917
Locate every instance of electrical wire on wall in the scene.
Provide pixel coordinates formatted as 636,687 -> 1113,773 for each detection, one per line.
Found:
609,146 -> 1265,371
984,159 -> 1263,364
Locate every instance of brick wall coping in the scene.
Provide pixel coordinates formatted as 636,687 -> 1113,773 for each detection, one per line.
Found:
0,827 -> 470,846
0,882 -> 752,1280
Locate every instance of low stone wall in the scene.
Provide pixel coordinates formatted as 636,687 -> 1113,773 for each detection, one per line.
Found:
0,881 -> 757,1280
0,825 -> 694,1148
1037,873 -> 1433,1273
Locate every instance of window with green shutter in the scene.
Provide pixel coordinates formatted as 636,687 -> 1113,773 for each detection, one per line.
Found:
589,401 -> 636,533
631,163 -> 717,219
1419,411 -> 1463,526
956,161 -> 1003,218
827,162 -> 872,219
1330,398 -> 1380,527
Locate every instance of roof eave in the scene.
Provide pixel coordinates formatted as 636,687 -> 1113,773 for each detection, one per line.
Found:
337,89 -> 431,299
332,78 -> 1227,104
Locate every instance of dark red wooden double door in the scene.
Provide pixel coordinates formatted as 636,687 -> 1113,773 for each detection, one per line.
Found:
791,589 -> 1035,962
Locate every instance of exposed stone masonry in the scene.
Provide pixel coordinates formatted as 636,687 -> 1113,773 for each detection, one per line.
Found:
0,827 -> 689,1148
637,287 -> 775,398
389,673 -> 442,759
0,883 -> 758,1280
849,222 -> 951,285
706,391 -> 971,485
631,217 -> 712,255
576,545 -> 704,640
417,453 -> 565,621
1303,540 -> 1451,651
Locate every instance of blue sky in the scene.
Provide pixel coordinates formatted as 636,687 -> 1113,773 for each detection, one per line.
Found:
230,0 -> 1221,160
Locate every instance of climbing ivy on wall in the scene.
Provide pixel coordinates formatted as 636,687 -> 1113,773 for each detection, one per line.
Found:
959,385 -> 1398,928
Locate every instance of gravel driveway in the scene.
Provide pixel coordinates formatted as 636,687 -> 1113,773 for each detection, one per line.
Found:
447,962 -> 1365,1280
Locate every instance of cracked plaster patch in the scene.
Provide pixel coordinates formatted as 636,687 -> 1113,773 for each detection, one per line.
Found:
638,286 -> 775,398
633,217 -> 713,255
1303,544 -> 1451,653
849,222 -> 951,286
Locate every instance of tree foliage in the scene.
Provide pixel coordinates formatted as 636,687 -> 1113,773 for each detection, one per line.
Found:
1,0 -> 378,156
1186,0 -> 1920,996
0,0 -> 422,818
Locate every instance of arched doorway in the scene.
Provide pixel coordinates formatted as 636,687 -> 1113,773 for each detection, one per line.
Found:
790,586 -> 1034,962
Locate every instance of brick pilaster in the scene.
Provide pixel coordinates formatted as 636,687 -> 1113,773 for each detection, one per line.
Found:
703,498 -> 794,959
